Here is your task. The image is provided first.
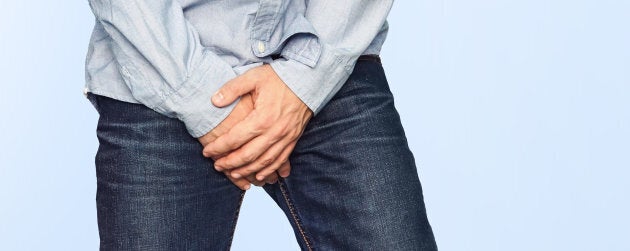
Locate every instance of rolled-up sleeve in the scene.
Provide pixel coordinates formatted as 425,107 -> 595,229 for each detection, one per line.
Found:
270,1 -> 394,115
87,0 -> 238,137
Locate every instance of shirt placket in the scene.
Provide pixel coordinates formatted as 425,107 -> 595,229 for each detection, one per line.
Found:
250,0 -> 283,57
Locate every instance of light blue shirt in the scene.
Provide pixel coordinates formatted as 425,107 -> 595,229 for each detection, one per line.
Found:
84,0 -> 393,137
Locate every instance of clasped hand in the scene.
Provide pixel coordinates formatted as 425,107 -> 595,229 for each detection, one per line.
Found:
197,64 -> 312,190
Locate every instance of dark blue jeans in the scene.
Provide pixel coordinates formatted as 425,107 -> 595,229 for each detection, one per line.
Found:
87,56 -> 437,250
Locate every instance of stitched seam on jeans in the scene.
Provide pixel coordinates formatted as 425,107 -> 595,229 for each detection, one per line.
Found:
278,179 -> 313,251
227,190 -> 246,250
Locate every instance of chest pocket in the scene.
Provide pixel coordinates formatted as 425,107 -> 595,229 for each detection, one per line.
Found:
250,0 -> 321,67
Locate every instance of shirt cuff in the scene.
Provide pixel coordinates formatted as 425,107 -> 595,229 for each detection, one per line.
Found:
154,49 -> 239,138
269,44 -> 354,115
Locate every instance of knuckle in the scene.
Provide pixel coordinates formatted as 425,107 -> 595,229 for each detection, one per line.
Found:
204,147 -> 218,156
272,127 -> 287,141
257,121 -> 271,131
222,159 -> 235,169
226,156 -> 244,168
239,152 -> 256,163
258,116 -> 275,130
250,126 -> 264,135
260,158 -> 274,167
227,139 -> 239,149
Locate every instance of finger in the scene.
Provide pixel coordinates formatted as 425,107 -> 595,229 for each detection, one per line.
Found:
278,160 -> 291,178
245,173 -> 266,187
257,160 -> 291,182
228,138 -> 288,179
212,126 -> 284,170
202,110 -> 267,160
264,172 -> 279,184
212,75 -> 257,107
255,143 -> 295,181
224,170 -> 251,190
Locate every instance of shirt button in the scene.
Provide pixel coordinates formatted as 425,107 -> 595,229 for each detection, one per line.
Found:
83,87 -> 89,97
257,41 -> 265,53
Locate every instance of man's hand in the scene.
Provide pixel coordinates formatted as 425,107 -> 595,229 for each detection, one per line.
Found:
202,64 -> 313,182
198,93 -> 279,190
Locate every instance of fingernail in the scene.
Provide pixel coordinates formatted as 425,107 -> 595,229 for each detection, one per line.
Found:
256,175 -> 264,181
213,91 -> 224,101
232,173 -> 241,179
243,184 -> 250,190
214,165 -> 223,171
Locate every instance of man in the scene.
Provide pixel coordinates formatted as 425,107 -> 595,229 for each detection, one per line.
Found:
84,0 -> 437,250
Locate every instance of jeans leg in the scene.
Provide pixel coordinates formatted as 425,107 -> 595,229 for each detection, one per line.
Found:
262,59 -> 438,250
88,93 -> 245,251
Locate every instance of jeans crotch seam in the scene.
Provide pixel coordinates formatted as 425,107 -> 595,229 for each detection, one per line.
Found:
227,189 -> 246,251
278,178 -> 314,251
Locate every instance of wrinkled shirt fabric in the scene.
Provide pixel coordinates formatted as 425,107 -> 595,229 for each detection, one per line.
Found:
84,0 -> 393,137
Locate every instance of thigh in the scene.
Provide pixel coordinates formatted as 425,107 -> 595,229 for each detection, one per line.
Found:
263,58 -> 437,250
88,93 -> 245,250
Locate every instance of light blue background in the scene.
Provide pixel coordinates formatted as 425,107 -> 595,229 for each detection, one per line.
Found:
1,1 -> 628,250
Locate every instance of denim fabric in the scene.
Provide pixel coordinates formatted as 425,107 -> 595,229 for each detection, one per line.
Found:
89,93 -> 247,250
87,57 -> 437,250
84,0 -> 393,137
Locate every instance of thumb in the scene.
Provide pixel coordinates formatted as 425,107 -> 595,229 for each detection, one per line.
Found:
212,75 -> 256,107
